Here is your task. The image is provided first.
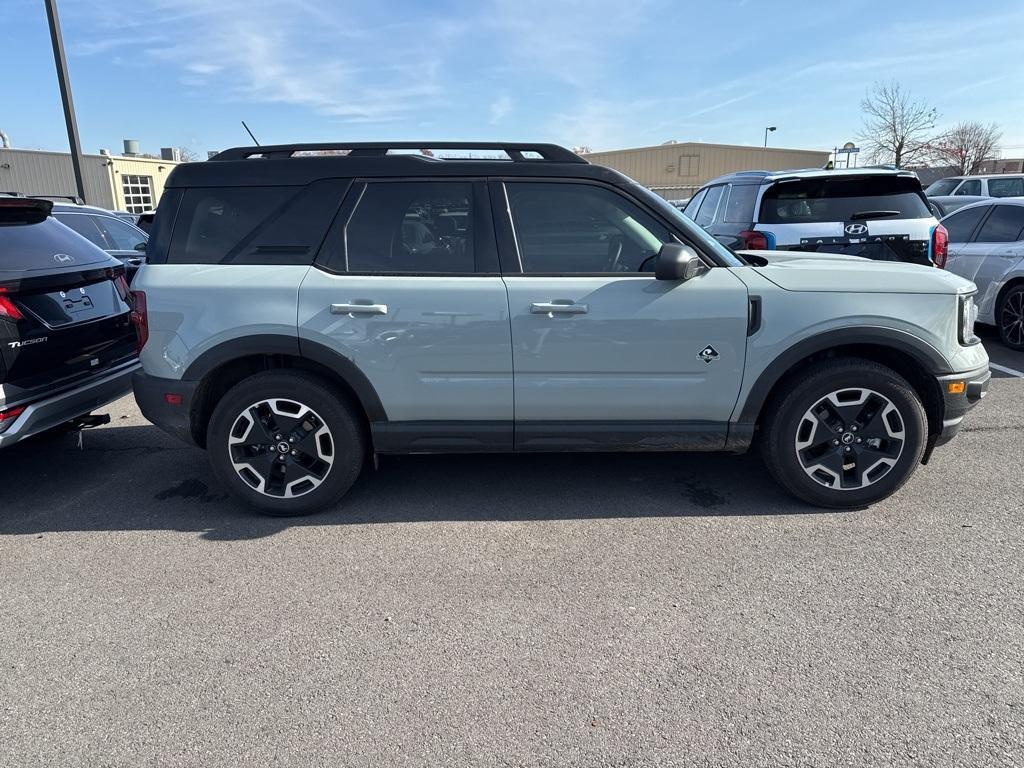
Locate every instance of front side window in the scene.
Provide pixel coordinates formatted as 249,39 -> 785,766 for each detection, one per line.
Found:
505,182 -> 670,274
94,216 -> 147,251
987,177 -> 1024,198
943,205 -> 990,243
975,205 -> 1024,243
926,178 -> 961,196
345,181 -> 475,273
955,179 -> 982,196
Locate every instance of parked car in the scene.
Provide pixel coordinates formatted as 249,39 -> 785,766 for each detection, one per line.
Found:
132,142 -> 988,516
941,198 -> 1024,350
50,203 -> 148,281
926,174 -> 1024,198
684,168 -> 943,266
928,195 -> 991,219
0,197 -> 140,448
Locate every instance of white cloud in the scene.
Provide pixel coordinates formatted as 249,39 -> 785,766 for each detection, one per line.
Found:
489,95 -> 512,125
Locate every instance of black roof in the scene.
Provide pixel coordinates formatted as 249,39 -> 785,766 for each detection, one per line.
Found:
166,142 -> 636,188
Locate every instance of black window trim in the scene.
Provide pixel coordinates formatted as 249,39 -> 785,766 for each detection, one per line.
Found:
314,176 -> 499,277
972,203 -> 1024,244
492,176 -> 720,277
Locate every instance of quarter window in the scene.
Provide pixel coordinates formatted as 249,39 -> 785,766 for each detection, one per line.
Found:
942,206 -> 989,243
721,184 -> 758,223
121,174 -> 154,214
505,182 -> 670,274
345,181 -> 475,273
694,185 -> 724,227
682,188 -> 707,219
975,205 -> 1024,243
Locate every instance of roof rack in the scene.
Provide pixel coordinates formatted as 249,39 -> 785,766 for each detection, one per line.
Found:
30,194 -> 84,204
209,142 -> 587,164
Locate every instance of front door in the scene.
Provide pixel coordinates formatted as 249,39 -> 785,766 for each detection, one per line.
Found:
298,179 -> 513,450
494,180 -> 749,450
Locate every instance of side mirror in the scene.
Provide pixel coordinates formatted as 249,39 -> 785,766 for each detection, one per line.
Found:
655,243 -> 708,281
134,242 -> 148,252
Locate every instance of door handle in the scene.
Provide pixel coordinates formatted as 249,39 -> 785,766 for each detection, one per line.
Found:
530,301 -> 589,315
331,302 -> 388,315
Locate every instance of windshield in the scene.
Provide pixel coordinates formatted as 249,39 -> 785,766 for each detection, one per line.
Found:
925,178 -> 961,196
760,176 -> 932,224
631,184 -> 744,266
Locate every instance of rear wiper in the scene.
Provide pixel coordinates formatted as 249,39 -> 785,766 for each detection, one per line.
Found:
849,210 -> 900,220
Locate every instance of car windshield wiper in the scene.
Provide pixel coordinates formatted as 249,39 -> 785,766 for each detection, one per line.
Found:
849,210 -> 900,220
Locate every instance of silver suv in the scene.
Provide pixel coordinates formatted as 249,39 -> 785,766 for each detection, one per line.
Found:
131,142 -> 990,516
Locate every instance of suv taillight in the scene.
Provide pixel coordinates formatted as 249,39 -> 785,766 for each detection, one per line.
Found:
0,405 -> 25,433
738,230 -> 770,250
0,286 -> 22,321
932,224 -> 949,268
129,290 -> 148,352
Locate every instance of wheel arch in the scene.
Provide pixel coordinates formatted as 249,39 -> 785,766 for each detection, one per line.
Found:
737,328 -> 949,442
183,334 -> 386,448
994,276 -> 1024,324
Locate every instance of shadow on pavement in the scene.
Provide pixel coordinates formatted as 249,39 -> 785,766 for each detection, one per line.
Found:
0,421 -> 825,540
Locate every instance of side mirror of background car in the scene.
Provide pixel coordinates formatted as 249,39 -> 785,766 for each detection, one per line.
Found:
655,243 -> 708,281
134,242 -> 147,252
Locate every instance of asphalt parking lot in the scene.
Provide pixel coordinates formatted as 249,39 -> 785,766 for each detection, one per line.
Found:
1,342 -> 1022,767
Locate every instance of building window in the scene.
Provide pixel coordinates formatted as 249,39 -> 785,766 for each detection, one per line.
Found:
121,174 -> 154,213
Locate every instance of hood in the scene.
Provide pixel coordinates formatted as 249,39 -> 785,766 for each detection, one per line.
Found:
737,249 -> 976,295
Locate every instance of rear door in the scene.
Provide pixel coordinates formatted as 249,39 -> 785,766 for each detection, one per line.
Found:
757,175 -> 936,264
943,204 -> 994,289
298,179 -> 513,448
495,180 -> 748,449
965,205 -> 1024,319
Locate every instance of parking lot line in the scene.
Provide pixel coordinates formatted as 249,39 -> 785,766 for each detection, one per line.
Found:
989,362 -> 1024,378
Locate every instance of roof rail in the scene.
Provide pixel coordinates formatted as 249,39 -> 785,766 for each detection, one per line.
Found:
31,194 -> 84,204
209,142 -> 587,164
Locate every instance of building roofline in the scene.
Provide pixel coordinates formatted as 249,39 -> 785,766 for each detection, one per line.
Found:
0,147 -> 181,165
582,141 -> 830,156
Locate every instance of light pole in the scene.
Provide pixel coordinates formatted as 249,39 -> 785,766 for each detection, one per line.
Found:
44,0 -> 87,204
764,126 -> 777,148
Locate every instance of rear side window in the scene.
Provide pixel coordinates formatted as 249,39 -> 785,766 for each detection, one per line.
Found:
926,178 -> 960,196
955,179 -> 982,196
94,216 -> 147,251
682,188 -> 707,219
759,176 -> 931,224
53,213 -> 108,250
694,185 -> 724,227
165,181 -> 347,265
345,181 -> 476,273
987,177 -> 1024,198
975,205 -> 1024,243
721,184 -> 758,223
943,205 -> 989,243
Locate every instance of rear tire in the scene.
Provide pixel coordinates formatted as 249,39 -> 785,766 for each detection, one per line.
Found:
997,284 -> 1024,351
207,371 -> 366,516
760,358 -> 927,509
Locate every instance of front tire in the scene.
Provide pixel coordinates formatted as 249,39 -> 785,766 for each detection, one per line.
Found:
207,371 -> 366,516
997,284 -> 1024,351
760,358 -> 927,508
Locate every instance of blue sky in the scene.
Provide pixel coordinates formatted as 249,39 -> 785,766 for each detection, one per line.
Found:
4,0 -> 1023,158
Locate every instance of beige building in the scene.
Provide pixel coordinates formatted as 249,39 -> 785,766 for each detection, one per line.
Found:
0,147 -> 183,212
582,141 -> 831,200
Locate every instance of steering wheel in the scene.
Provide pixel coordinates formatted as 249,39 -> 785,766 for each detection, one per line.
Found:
606,235 -> 624,271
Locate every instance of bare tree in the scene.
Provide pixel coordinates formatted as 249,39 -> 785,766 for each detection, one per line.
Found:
857,81 -> 938,168
929,121 -> 1002,175
571,145 -> 592,155
177,146 -> 198,162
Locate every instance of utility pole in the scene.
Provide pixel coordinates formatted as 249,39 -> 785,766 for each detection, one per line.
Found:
44,0 -> 87,204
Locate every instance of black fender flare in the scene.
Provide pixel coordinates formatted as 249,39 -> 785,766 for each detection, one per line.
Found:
735,326 -> 950,426
182,333 -> 387,422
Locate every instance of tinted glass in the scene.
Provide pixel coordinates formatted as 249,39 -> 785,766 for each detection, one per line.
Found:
975,205 -> 1024,243
926,179 -> 960,196
682,188 -> 707,219
721,184 -> 758,223
955,179 -> 982,196
987,177 -> 1024,198
54,213 -> 108,249
759,176 -> 931,224
0,217 -> 111,274
506,182 -> 670,273
346,181 -> 474,273
94,216 -> 147,250
943,205 -> 989,243
168,187 -> 295,264
694,185 -> 724,227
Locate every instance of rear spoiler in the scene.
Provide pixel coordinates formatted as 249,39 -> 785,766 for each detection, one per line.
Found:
0,197 -> 53,224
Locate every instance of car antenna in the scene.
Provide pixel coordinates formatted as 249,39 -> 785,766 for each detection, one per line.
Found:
241,120 -> 260,146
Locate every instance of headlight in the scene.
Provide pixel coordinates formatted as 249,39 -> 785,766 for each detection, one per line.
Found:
959,294 -> 979,345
